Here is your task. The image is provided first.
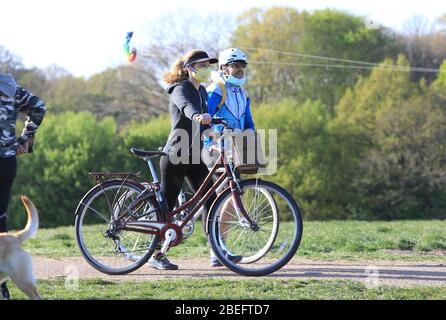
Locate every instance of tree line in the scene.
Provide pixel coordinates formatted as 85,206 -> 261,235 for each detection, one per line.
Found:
1,7 -> 446,227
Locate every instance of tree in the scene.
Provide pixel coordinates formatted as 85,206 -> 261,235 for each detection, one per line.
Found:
231,8 -> 399,109
331,55 -> 446,219
7,112 -> 173,228
9,112 -> 124,228
253,98 -> 339,219
86,64 -> 168,125
296,9 -> 400,110
334,55 -> 416,134
231,7 -> 305,104
400,15 -> 446,83
120,115 -> 171,179
44,64 -> 168,127
434,60 -> 446,91
0,46 -> 23,75
15,68 -> 49,99
353,92 -> 446,219
41,64 -> 71,81
141,9 -> 234,80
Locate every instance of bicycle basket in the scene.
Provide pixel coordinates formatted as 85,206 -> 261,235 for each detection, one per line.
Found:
229,132 -> 267,174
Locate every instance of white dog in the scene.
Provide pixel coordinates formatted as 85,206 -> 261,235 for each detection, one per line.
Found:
0,196 -> 40,299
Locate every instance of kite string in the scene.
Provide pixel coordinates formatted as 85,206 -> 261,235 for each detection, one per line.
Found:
245,48 -> 443,73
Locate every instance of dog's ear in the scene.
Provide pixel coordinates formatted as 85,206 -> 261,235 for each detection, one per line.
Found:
21,195 -> 29,202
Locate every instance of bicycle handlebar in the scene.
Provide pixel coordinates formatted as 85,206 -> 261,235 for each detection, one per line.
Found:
211,117 -> 232,129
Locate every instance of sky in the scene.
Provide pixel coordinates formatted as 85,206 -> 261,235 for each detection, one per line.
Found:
1,0 -> 445,78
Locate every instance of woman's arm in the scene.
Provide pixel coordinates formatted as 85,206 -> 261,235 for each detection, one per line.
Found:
171,84 -> 211,124
16,86 -> 46,145
171,85 -> 200,120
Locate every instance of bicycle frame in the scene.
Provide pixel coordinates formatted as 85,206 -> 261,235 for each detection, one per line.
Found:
121,140 -> 255,237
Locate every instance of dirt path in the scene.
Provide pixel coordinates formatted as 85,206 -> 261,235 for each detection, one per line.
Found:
32,256 -> 446,288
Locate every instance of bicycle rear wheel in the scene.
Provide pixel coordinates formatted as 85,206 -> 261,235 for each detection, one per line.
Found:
208,179 -> 303,276
75,179 -> 161,275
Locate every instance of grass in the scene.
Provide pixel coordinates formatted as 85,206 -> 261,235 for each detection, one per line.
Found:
297,220 -> 446,261
7,278 -> 446,300
10,220 -> 446,300
22,220 -> 446,262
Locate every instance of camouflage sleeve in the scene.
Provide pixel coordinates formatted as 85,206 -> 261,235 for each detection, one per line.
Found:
15,86 -> 46,144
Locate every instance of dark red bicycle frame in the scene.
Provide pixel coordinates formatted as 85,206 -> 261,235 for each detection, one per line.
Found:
166,148 -> 255,231
122,145 -> 255,237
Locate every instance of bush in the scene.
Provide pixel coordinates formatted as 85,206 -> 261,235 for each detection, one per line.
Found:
8,113 -> 169,228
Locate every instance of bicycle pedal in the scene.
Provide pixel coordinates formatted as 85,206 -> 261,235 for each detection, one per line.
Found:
160,228 -> 178,255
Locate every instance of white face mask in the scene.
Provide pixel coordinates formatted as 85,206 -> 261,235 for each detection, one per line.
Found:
224,74 -> 246,87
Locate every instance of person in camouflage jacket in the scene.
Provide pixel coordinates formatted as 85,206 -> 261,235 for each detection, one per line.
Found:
0,74 -> 46,157
0,73 -> 46,300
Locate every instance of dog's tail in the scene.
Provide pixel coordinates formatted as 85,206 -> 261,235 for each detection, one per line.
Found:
16,195 -> 39,243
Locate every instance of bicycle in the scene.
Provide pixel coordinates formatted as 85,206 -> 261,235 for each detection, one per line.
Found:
75,118 -> 303,276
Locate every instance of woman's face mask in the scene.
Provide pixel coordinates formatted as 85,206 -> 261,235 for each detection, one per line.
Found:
191,65 -> 213,83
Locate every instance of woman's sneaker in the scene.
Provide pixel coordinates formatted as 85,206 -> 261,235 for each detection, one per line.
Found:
148,253 -> 179,270
210,252 -> 242,267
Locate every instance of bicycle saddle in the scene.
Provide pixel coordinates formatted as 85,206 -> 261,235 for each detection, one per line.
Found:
130,147 -> 166,158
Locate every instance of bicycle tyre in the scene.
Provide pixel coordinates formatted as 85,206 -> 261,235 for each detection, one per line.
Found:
208,179 -> 303,276
75,179 -> 161,275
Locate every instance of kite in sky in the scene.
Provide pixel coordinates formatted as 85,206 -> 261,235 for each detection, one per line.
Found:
124,32 -> 137,63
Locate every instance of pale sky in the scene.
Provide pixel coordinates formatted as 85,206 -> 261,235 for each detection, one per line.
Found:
1,0 -> 444,78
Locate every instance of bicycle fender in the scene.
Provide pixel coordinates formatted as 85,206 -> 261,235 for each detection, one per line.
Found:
74,183 -> 103,216
74,179 -> 147,216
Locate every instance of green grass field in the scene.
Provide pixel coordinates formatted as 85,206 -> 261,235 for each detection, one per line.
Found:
12,220 -> 445,300
23,220 -> 446,262
8,278 -> 446,300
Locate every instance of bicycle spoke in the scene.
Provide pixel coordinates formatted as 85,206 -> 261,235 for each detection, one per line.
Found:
115,187 -> 132,214
246,187 -> 262,213
83,203 -> 110,223
230,226 -> 248,246
258,214 -> 274,222
221,209 -> 239,221
221,223 -> 242,237
248,196 -> 268,216
219,221 -> 241,225
253,203 -> 273,219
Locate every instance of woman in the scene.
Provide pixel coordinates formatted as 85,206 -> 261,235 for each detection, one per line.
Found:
0,73 -> 46,299
148,49 -> 218,270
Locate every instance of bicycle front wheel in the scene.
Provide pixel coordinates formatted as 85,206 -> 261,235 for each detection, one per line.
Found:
208,179 -> 303,276
75,179 -> 161,275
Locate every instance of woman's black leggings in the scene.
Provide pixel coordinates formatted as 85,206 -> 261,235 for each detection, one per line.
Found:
0,156 -> 17,232
160,156 -> 216,233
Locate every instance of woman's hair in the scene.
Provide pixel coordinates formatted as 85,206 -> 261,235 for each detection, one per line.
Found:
163,49 -> 204,85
